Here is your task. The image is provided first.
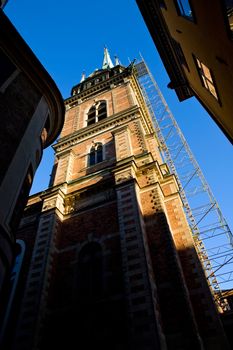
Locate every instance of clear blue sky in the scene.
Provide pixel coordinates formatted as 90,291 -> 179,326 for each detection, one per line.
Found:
4,0 -> 233,232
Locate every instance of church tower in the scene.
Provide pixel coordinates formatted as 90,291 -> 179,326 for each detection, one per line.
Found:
8,49 -> 229,350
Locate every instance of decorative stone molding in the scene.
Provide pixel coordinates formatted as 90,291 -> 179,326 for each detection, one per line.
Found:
63,187 -> 115,215
53,106 -> 139,154
65,68 -> 132,109
115,170 -> 134,184
42,190 -> 65,214
64,195 -> 77,214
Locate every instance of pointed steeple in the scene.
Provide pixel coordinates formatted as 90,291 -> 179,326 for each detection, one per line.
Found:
80,71 -> 86,82
114,55 -> 121,66
102,47 -> 114,69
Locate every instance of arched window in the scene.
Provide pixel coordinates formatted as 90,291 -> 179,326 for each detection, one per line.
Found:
97,101 -> 107,121
86,101 -> 107,126
87,106 -> 96,126
77,242 -> 102,299
89,146 -> 96,166
88,143 -> 103,166
96,144 -> 103,163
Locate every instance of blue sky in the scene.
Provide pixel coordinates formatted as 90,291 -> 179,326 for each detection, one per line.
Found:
4,0 -> 233,232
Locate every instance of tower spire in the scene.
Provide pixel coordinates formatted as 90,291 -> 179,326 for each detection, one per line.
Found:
102,47 -> 114,69
114,55 -> 121,66
80,71 -> 86,82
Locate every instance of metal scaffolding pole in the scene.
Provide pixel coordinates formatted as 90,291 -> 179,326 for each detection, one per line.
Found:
134,59 -> 233,311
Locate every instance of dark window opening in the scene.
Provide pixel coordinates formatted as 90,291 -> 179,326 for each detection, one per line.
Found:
175,0 -> 193,20
89,143 -> 103,166
87,101 -> 107,126
96,144 -> 103,163
89,146 -> 96,166
87,106 -> 96,126
98,101 -> 107,121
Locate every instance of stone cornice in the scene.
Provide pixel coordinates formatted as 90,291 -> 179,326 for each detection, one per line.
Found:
111,124 -> 129,135
64,68 -> 131,108
53,106 -> 140,154
26,152 -> 180,215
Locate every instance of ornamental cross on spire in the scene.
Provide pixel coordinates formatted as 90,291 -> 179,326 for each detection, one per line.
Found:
102,47 -> 114,69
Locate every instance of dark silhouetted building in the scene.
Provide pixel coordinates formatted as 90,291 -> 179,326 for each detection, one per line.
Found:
0,9 -> 64,331
136,0 -> 233,143
0,0 -> 8,9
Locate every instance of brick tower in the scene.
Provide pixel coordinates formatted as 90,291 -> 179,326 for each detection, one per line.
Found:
7,49 -> 229,350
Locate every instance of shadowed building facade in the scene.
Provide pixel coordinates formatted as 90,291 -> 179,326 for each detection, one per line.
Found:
6,49 -> 229,349
0,9 -> 64,331
136,0 -> 233,144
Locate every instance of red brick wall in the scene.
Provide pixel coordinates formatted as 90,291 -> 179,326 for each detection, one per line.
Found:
61,84 -> 134,138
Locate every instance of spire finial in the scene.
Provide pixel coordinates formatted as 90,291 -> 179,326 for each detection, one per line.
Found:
114,55 -> 121,66
102,47 -> 114,69
80,71 -> 86,82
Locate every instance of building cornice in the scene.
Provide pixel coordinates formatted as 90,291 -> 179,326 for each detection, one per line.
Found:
65,66 -> 133,108
136,0 -> 193,101
53,106 -> 140,154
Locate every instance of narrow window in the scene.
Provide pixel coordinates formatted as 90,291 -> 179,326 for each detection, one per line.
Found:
89,143 -> 103,166
96,144 -> 103,163
89,146 -> 96,166
194,57 -> 219,100
87,106 -> 96,126
97,101 -> 107,121
223,0 -> 233,36
175,0 -> 193,20
86,101 -> 107,126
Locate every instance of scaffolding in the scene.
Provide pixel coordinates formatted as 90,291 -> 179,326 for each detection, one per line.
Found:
134,59 -> 233,311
